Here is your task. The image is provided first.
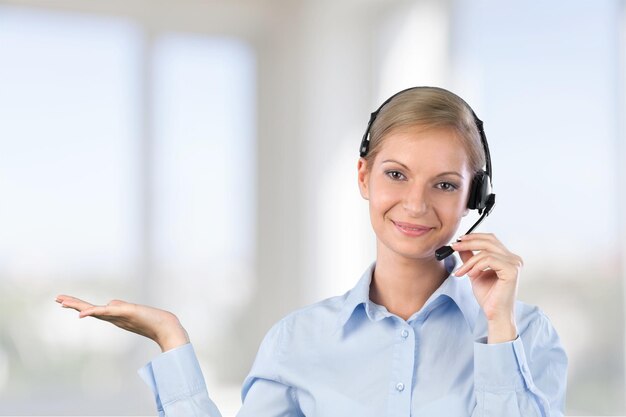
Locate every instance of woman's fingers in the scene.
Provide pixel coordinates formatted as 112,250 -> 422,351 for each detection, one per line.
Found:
456,250 -> 517,275
452,234 -> 522,280
452,233 -> 508,256
458,252 -> 513,279
55,295 -> 132,319
79,304 -> 116,319
56,295 -> 189,351
457,249 -> 474,264
55,295 -> 95,312
454,250 -> 493,277
450,233 -> 522,325
58,297 -> 157,338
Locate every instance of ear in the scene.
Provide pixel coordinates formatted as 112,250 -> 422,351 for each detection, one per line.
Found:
357,157 -> 370,200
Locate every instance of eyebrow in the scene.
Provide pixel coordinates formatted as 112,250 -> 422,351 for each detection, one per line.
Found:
381,159 -> 465,179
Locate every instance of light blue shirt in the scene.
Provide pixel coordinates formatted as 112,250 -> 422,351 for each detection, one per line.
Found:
138,257 -> 568,416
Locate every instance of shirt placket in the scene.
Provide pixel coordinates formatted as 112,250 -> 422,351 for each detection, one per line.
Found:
388,317 -> 415,417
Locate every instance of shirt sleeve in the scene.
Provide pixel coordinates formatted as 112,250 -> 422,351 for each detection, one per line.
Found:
471,311 -> 568,417
137,343 -> 223,417
238,318 -> 304,417
137,320 -> 302,417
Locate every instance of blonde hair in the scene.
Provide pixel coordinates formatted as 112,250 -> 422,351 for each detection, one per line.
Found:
363,87 -> 486,173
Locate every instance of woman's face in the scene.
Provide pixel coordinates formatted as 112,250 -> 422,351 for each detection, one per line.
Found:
357,124 -> 473,262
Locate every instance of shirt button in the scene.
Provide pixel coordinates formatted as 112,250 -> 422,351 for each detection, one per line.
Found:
396,382 -> 405,392
400,329 -> 409,338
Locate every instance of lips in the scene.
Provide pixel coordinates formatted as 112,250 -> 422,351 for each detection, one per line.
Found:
392,220 -> 433,237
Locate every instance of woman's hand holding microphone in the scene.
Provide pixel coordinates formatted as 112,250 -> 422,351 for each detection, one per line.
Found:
451,232 -> 523,344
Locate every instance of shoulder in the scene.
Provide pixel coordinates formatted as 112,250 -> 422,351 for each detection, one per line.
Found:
244,293 -> 355,390
279,292 -> 349,335
514,300 -> 566,357
514,300 -> 554,334
258,292 -> 350,355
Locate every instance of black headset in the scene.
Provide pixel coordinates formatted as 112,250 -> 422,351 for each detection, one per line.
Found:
358,86 -> 496,261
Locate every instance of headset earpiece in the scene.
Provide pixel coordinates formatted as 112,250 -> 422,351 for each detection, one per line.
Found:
467,170 -> 490,214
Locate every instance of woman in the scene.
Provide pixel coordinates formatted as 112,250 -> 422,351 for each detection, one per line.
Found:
57,87 -> 568,417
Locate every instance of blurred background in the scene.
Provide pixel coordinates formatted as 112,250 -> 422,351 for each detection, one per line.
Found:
0,0 -> 624,415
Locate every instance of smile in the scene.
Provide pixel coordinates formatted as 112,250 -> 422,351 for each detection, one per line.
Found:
392,220 -> 433,237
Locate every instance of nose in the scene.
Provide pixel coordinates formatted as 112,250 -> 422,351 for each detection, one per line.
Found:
402,182 -> 429,216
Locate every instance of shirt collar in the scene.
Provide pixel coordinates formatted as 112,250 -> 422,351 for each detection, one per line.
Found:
337,256 -> 480,332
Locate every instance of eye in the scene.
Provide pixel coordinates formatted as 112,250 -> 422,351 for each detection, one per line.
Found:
385,170 -> 406,181
435,181 -> 459,192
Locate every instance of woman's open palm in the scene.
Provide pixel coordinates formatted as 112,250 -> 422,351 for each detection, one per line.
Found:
56,295 -> 189,352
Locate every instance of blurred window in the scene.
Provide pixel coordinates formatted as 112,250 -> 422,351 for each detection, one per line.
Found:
0,6 -> 255,414
0,7 -> 140,283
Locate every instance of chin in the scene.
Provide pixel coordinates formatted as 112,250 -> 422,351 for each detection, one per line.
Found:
388,243 -> 442,261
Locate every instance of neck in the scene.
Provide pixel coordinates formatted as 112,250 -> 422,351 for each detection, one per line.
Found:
369,245 -> 449,321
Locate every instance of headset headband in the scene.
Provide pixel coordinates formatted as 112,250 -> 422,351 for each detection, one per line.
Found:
359,86 -> 493,186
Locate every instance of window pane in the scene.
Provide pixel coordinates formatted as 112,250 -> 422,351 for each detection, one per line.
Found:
0,6 -> 146,414
0,7 -> 140,281
151,34 -> 256,384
